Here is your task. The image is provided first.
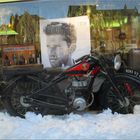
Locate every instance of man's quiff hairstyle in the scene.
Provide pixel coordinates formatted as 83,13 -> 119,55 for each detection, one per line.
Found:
44,22 -> 77,47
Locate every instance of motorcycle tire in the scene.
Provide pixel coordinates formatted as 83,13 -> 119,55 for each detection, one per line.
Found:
2,76 -> 45,118
100,75 -> 140,114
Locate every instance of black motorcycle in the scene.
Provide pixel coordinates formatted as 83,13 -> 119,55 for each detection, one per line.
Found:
1,53 -> 140,117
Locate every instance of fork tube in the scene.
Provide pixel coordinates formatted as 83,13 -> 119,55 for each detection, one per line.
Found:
105,71 -> 125,101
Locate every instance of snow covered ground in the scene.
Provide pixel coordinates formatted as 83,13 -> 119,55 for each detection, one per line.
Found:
0,106 -> 140,139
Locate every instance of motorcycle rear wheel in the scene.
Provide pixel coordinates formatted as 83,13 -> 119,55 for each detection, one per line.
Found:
2,76 -> 45,118
100,75 -> 140,114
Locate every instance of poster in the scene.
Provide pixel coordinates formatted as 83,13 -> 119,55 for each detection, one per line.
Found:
40,16 -> 91,68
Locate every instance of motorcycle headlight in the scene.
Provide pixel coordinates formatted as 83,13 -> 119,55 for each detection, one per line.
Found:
114,54 -> 121,70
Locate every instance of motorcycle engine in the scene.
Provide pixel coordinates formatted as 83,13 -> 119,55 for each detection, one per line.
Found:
64,78 -> 92,111
72,80 -> 88,88
73,97 -> 87,111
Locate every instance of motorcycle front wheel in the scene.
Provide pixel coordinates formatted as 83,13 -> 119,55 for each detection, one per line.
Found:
100,75 -> 140,114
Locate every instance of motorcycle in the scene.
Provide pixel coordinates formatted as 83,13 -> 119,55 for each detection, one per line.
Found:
1,53 -> 140,118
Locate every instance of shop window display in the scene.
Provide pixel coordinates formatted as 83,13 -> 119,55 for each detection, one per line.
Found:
2,45 -> 36,66
0,0 -> 139,70
0,1 -> 40,67
1,0 -> 140,119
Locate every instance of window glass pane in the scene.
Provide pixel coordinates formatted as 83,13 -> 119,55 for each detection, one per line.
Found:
0,0 -> 140,69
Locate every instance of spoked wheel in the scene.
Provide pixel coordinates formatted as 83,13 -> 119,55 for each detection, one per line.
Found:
2,76 -> 44,118
101,76 -> 140,114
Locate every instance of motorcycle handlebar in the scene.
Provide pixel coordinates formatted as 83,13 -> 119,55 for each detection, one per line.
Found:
75,55 -> 89,63
75,54 -> 100,65
74,53 -> 113,73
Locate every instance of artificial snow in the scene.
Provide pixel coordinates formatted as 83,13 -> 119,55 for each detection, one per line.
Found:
0,107 -> 140,139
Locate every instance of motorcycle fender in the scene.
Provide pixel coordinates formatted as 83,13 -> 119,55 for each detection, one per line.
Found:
123,68 -> 140,80
115,73 -> 140,84
2,76 -> 22,95
92,77 -> 105,93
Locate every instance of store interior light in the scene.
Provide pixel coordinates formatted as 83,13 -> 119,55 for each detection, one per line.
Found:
106,28 -> 112,31
105,17 -> 128,28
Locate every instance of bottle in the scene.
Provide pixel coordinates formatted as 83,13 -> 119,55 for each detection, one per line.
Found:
37,55 -> 40,64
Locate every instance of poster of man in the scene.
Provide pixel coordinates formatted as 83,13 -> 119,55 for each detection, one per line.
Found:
40,16 -> 91,68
